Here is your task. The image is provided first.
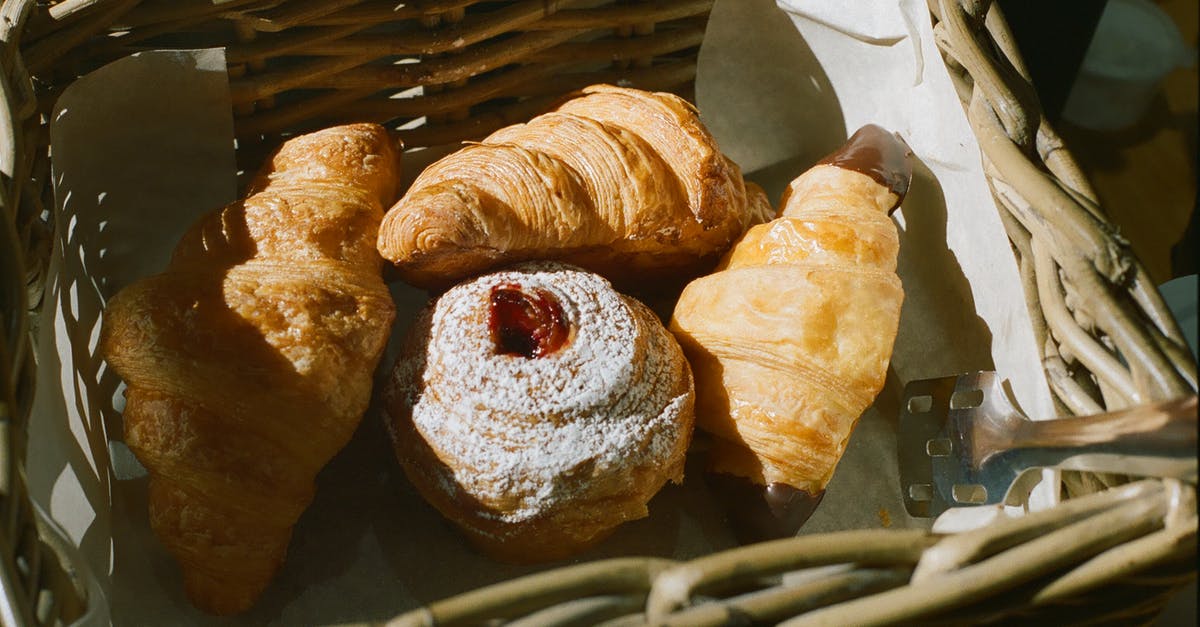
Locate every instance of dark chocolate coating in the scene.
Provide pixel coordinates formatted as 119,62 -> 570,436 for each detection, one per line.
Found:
708,474 -> 825,544
817,124 -> 913,213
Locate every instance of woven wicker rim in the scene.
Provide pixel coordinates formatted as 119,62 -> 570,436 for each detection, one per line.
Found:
0,0 -> 1195,625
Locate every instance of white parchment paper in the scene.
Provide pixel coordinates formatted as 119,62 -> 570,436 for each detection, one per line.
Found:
27,1 -> 1055,624
29,48 -> 239,626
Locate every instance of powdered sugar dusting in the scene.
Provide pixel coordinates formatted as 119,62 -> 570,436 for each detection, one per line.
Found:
389,262 -> 691,523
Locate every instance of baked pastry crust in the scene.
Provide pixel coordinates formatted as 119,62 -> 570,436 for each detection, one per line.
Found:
670,125 -> 910,537
377,84 -> 772,289
99,123 -> 399,614
384,262 -> 695,562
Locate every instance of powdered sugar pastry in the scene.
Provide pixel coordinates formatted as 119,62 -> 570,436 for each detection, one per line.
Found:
386,262 -> 694,534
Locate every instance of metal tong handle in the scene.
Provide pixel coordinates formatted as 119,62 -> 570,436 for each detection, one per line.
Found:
978,395 -> 1198,481
1003,395 -> 1197,453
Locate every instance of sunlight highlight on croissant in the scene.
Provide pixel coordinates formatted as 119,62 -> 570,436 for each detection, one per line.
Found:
670,125 -> 912,541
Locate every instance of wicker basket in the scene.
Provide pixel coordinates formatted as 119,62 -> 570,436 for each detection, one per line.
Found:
2,0 -> 1195,625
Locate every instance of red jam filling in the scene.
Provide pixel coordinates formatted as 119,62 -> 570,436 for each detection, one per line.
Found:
488,283 -> 569,358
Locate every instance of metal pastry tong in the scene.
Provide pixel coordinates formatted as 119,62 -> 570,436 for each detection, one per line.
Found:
898,371 -> 1197,518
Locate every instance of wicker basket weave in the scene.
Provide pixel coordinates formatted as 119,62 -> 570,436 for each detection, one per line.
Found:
1,0 -> 1196,625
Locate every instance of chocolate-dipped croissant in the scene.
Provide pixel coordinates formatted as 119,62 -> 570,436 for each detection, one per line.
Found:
99,124 -> 399,614
377,84 -> 772,290
669,125 -> 912,541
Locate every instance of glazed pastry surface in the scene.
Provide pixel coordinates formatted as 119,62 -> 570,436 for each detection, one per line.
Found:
670,125 -> 910,539
385,262 -> 695,561
377,84 -> 772,289
99,123 -> 399,614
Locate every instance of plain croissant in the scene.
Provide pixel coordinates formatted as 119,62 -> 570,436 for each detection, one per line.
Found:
99,124 -> 399,614
669,125 -> 912,541
377,84 -> 772,289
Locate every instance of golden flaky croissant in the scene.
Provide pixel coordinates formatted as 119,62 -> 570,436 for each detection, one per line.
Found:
669,125 -> 912,541
377,84 -> 772,289
99,124 -> 399,614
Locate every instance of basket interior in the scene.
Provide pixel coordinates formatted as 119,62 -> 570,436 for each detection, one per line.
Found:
6,1 -> 1195,625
